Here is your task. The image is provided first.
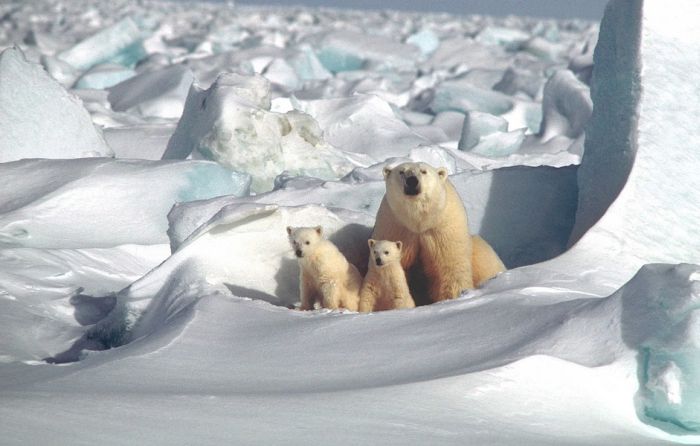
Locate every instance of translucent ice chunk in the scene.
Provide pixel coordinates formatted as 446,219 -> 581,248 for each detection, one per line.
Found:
620,264 -> 700,433
288,45 -> 332,82
74,63 -> 136,90
468,129 -> 526,157
431,81 -> 514,115
458,111 -> 509,151
317,46 -> 365,73
493,67 -> 544,99
406,29 -> 440,56
314,30 -> 419,73
476,26 -> 530,51
539,69 -> 592,142
0,47 -> 112,162
57,16 -> 152,70
262,58 -> 300,90
107,65 -> 194,119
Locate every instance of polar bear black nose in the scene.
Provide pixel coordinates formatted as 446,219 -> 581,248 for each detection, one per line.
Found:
406,176 -> 419,188
295,249 -> 303,258
375,257 -> 383,266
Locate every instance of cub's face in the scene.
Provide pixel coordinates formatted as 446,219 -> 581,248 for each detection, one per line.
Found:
383,162 -> 448,199
368,239 -> 402,268
286,226 -> 322,258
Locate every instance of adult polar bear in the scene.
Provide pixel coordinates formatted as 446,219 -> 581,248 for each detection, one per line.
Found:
372,162 -> 505,304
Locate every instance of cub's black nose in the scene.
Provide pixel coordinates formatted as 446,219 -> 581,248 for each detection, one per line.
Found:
406,176 -> 419,188
295,249 -> 303,258
375,257 -> 383,266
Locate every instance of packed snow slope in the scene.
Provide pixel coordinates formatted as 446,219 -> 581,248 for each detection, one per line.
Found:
1,0 -> 699,444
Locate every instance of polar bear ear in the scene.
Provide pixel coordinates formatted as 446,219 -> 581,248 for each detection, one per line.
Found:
437,167 -> 448,181
383,166 -> 392,179
286,226 -> 293,235
368,239 -> 376,248
314,226 -> 323,236
395,241 -> 402,251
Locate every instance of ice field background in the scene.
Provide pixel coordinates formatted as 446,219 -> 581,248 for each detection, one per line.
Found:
1,0 -> 700,444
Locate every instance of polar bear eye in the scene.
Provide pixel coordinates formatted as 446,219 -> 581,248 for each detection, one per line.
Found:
305,241 -> 310,245
384,251 -> 389,255
420,169 -> 427,174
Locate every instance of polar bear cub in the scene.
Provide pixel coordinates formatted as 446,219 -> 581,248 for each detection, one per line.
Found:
359,239 -> 415,312
286,226 -> 362,311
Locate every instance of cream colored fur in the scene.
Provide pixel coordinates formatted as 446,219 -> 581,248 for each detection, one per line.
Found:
372,162 -> 505,303
359,239 -> 415,312
287,226 -> 362,311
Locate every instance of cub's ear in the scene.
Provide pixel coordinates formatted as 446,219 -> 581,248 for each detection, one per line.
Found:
396,241 -> 402,251
286,226 -> 293,235
314,226 -> 323,236
437,167 -> 448,181
368,239 -> 376,248
383,166 -> 392,179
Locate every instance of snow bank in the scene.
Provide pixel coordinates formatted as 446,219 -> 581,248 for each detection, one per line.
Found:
112,205 -> 372,341
0,47 -> 112,162
0,244 -> 169,363
0,158 -> 250,248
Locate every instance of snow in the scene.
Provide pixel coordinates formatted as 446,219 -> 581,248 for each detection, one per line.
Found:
405,29 -> 440,56
165,73 -> 358,192
1,0 -> 699,444
0,47 -> 112,162
568,0 -> 700,273
56,16 -> 151,70
73,63 -> 136,90
107,64 -> 194,119
0,158 -> 250,248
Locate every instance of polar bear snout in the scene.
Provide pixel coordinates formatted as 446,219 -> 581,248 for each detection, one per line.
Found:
295,249 -> 303,258
403,173 -> 421,196
375,256 -> 384,266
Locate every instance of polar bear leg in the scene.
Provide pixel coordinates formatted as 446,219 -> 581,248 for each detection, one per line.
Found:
320,282 -> 340,310
299,272 -> 317,310
421,232 -> 474,301
471,235 -> 506,287
341,295 -> 358,311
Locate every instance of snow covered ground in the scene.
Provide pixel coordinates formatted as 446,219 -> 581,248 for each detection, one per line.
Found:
1,0 -> 699,444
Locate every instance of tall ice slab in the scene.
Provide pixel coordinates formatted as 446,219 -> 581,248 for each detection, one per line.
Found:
567,0 -> 700,272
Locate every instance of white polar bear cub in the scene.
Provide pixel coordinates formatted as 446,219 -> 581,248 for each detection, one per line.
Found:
287,226 -> 362,311
359,239 -> 415,312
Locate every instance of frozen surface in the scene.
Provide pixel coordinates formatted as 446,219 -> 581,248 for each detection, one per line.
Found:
56,16 -> 151,70
567,0 -> 700,272
165,73 -> 358,192
0,158 -> 250,248
0,47 -> 112,162
74,63 -> 136,90
0,0 -> 699,444
107,64 -> 194,119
